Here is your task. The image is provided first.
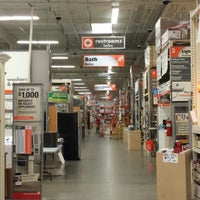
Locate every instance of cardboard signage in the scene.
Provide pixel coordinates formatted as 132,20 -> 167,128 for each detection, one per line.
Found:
94,84 -> 116,91
82,36 -> 125,49
83,54 -> 125,67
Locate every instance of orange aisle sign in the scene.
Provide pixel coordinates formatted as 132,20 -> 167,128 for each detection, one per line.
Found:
83,54 -> 125,67
94,84 -> 116,91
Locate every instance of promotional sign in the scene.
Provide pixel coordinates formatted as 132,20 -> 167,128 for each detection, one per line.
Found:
13,84 -> 42,121
170,46 -> 191,102
170,46 -> 191,82
171,81 -> 191,102
94,84 -> 116,91
82,36 -> 125,49
83,54 -> 125,67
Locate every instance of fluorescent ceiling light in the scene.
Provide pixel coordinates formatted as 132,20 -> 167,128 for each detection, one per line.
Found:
0,16 -> 39,21
75,88 -> 90,91
51,56 -> 68,60
78,92 -> 91,95
71,79 -> 82,81
111,7 -> 119,24
74,86 -> 87,89
73,82 -> 85,85
51,65 -> 75,69
91,23 -> 112,34
17,40 -> 59,44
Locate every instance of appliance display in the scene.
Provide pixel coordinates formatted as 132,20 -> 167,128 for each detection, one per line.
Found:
57,112 -> 82,160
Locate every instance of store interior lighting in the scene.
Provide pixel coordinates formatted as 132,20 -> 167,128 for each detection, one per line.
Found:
73,82 -> 85,86
51,65 -> 75,68
0,16 -> 39,21
71,79 -> 82,82
17,40 -> 59,44
74,88 -> 90,92
78,92 -> 91,95
111,7 -> 119,24
91,23 -> 112,33
51,56 -> 69,60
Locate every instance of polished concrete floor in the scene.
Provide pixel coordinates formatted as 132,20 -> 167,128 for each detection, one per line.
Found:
42,130 -> 157,200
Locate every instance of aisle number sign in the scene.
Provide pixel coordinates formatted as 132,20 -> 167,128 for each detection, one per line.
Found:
82,36 -> 125,49
13,84 -> 42,121
83,54 -> 125,67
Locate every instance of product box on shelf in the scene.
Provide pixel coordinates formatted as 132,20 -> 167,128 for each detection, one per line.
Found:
144,46 -> 156,68
161,29 -> 181,49
155,17 -> 179,54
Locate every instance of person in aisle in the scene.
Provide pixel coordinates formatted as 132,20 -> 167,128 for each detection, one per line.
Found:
95,114 -> 101,134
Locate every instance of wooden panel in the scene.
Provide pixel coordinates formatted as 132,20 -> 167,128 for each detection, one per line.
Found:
48,105 -> 57,132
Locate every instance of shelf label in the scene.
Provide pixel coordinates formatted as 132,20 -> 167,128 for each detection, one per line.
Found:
162,152 -> 178,163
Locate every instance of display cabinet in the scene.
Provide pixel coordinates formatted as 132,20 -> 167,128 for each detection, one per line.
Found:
12,83 -> 43,200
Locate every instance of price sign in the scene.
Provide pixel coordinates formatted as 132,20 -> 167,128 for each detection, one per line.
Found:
13,84 -> 42,121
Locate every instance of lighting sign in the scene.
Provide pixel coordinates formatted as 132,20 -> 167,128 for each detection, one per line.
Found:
82,36 -> 125,49
83,54 -> 125,67
94,84 -> 116,91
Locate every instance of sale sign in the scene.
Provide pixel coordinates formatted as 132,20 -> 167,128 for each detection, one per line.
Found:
13,84 -> 42,121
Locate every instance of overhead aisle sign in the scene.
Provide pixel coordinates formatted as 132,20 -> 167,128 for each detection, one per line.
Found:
82,36 -> 125,49
83,54 -> 125,67
94,84 -> 116,91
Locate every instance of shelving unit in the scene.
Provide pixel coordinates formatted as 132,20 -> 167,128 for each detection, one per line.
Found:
192,125 -> 200,199
99,106 -> 114,122
156,38 -> 191,149
142,45 -> 158,152
47,79 -> 73,132
134,78 -> 142,130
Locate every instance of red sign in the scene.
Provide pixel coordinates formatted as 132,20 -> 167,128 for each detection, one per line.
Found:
94,84 -> 116,91
83,54 -> 125,67
82,37 -> 95,49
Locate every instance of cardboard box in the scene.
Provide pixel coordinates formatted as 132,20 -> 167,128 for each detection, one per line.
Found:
155,17 -> 178,54
162,29 -> 181,49
144,46 -> 156,68
123,127 -> 128,143
156,150 -> 192,200
127,130 -> 141,150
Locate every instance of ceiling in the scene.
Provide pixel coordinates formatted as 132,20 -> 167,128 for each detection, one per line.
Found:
0,0 -> 197,99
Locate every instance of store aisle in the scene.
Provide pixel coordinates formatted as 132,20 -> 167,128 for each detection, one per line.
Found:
42,130 -> 157,200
